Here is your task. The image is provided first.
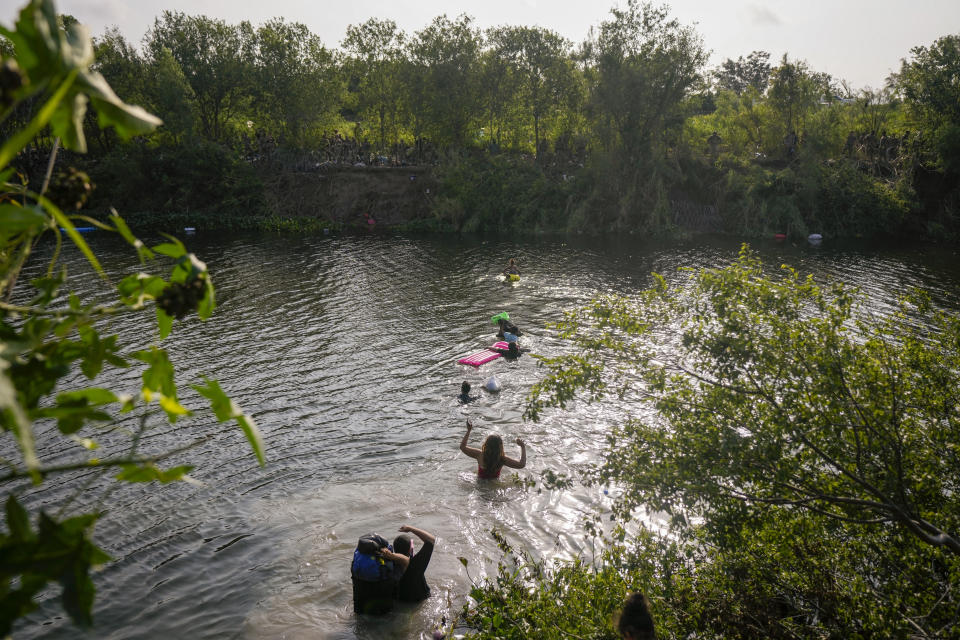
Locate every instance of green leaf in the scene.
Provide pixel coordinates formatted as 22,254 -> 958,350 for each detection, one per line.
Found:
117,273 -> 166,307
115,463 -> 193,483
35,511 -> 109,629
109,212 -> 154,262
197,278 -> 216,321
5,495 -> 34,543
193,378 -> 265,466
0,68 -> 78,170
0,204 -> 47,235
51,90 -> 88,151
79,71 -> 163,139
156,393 -> 190,419
132,346 -> 176,398
31,405 -> 112,435
0,364 -> 39,483
56,388 -> 118,406
157,307 -> 173,340
29,272 -> 65,306
152,237 -> 187,259
77,329 -> 122,379
41,197 -> 103,277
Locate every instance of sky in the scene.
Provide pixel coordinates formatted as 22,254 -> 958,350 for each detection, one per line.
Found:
6,0 -> 960,90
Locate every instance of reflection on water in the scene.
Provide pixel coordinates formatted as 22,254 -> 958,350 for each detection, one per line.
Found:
7,232 -> 960,639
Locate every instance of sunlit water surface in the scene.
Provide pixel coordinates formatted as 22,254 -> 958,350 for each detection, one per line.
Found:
7,232 -> 960,639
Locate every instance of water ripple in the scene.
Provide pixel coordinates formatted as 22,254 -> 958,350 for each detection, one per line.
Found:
6,232 -> 960,638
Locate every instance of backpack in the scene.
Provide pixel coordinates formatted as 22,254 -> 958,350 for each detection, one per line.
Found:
351,533 -> 396,614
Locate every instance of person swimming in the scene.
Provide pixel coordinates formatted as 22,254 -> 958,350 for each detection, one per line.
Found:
492,342 -> 527,360
459,419 -> 525,479
492,312 -> 522,339
458,381 -> 477,404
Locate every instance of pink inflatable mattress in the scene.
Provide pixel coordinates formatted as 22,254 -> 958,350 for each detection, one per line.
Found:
458,341 -> 509,366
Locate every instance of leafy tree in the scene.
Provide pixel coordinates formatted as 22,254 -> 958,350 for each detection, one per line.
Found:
88,28 -> 146,151
0,0 -> 263,633
486,26 -> 575,159
583,0 -> 706,159
892,34 -> 960,132
341,18 -> 406,153
144,46 -> 198,143
714,50 -> 771,95
852,86 -> 897,137
406,14 -> 483,148
253,18 -> 342,146
524,246 -> 960,636
767,55 -> 832,143
145,11 -> 255,142
476,44 -> 520,150
892,34 -> 960,173
92,27 -> 145,107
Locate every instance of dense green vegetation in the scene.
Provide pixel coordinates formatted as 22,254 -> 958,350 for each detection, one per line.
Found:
3,0 -> 960,637
2,1 -> 959,237
458,247 -> 960,638
0,1 -> 262,633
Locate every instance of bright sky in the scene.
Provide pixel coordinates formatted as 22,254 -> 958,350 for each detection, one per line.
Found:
9,0 -> 960,90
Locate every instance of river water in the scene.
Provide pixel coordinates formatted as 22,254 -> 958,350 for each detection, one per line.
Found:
7,232 -> 960,639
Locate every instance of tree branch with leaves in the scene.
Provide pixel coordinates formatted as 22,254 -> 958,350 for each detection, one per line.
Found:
0,1 -> 264,634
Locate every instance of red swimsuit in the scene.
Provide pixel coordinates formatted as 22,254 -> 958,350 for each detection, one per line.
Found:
477,465 -> 501,479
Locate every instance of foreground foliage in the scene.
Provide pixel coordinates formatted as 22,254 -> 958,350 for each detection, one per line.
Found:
462,247 -> 960,638
0,1 -> 262,633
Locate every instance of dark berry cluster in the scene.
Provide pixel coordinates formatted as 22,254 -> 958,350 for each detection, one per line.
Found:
156,276 -> 206,319
48,167 -> 94,211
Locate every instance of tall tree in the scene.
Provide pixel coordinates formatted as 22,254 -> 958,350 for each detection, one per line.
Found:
341,18 -> 406,153
406,14 -> 483,148
255,18 -> 341,145
486,25 -> 575,159
145,12 -> 255,141
714,50 -> 771,95
584,0 -> 706,159
767,54 -> 831,139
892,34 -> 960,131
476,45 -> 520,149
891,34 -> 960,173
144,47 -> 197,143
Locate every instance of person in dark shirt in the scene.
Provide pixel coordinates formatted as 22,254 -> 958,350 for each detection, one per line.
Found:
492,342 -> 527,360
617,592 -> 657,639
392,525 -> 436,602
496,317 -> 522,339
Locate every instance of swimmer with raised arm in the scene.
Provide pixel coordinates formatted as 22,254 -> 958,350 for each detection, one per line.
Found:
459,419 -> 525,479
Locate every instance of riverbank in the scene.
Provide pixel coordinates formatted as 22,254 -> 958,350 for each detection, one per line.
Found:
62,144 -> 957,241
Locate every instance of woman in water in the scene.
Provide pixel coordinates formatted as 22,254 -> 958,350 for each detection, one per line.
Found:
459,420 -> 526,479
